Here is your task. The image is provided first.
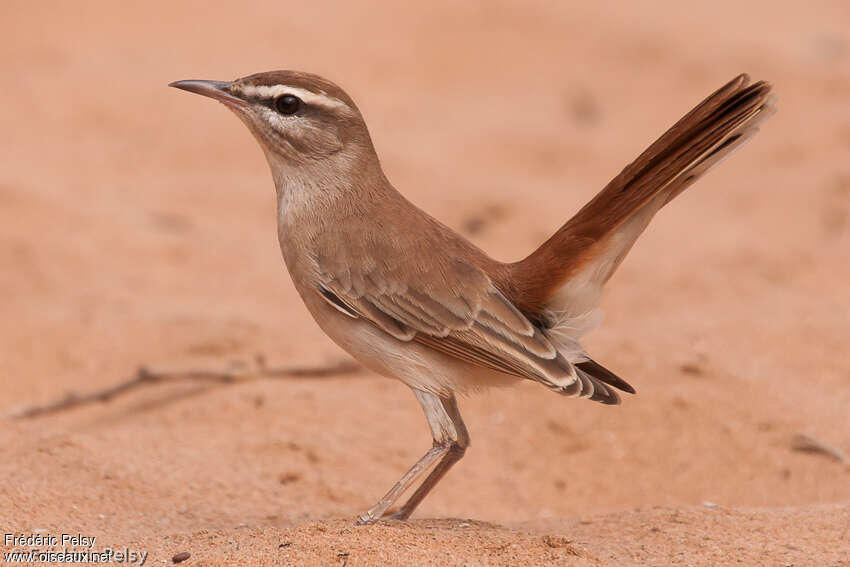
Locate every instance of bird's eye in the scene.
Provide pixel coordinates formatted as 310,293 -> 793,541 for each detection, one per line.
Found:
275,94 -> 301,115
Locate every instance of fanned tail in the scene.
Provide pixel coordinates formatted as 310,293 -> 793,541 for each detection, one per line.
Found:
500,74 -> 775,406
509,74 -> 775,317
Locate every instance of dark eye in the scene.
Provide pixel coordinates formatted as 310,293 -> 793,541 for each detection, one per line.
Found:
275,94 -> 301,115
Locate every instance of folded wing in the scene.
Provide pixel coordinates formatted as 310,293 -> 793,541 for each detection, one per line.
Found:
315,255 -> 626,404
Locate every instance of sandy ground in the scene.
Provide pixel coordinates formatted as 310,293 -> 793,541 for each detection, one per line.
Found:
2,1 -> 850,565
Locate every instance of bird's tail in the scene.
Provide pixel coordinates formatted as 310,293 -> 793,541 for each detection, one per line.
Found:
507,74 -> 775,317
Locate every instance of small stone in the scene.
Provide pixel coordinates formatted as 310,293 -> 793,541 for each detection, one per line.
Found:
279,471 -> 302,485
680,363 -> 703,376
542,535 -> 581,556
542,534 -> 571,548
172,551 -> 190,563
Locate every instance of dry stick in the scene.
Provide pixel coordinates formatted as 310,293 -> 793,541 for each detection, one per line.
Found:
7,358 -> 361,420
791,433 -> 850,466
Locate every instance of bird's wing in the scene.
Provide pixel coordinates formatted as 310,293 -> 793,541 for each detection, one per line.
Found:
314,250 -> 621,403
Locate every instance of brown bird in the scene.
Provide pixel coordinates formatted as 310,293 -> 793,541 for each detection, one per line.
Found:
170,72 -> 774,524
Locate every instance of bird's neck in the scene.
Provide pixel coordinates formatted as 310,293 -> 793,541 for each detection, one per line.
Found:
264,146 -> 393,258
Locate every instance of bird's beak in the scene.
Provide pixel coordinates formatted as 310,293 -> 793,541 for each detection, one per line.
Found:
169,80 -> 248,108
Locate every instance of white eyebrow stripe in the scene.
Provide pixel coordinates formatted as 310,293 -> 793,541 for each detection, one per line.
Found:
234,84 -> 348,110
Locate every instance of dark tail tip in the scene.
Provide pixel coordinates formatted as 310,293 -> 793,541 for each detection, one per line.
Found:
576,359 -> 636,394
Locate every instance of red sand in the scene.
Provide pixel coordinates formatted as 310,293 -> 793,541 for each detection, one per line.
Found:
2,1 -> 849,565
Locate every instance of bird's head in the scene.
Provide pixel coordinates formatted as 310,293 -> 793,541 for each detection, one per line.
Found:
170,71 -> 374,169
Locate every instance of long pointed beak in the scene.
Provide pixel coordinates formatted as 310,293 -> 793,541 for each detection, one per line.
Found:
168,80 -> 248,108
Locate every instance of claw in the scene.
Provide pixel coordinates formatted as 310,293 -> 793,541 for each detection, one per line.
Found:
355,513 -> 377,526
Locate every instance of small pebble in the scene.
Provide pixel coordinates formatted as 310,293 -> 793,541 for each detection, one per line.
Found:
172,551 -> 191,564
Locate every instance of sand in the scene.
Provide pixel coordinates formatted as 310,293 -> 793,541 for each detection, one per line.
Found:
2,1 -> 849,565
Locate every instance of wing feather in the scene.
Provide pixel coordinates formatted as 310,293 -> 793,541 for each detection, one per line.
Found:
317,261 -> 579,389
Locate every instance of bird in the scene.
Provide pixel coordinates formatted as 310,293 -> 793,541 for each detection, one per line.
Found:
170,71 -> 774,524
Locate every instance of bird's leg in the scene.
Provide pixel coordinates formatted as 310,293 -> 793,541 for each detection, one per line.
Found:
355,390 -> 468,525
389,393 -> 469,520
355,445 -> 447,525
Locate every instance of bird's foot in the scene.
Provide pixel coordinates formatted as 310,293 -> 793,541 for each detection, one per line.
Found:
355,512 -> 378,526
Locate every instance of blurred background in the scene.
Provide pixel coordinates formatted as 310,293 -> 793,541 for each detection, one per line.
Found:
1,0 -> 848,562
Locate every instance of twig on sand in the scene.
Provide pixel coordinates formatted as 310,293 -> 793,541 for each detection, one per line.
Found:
791,432 -> 850,467
6,356 -> 360,420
